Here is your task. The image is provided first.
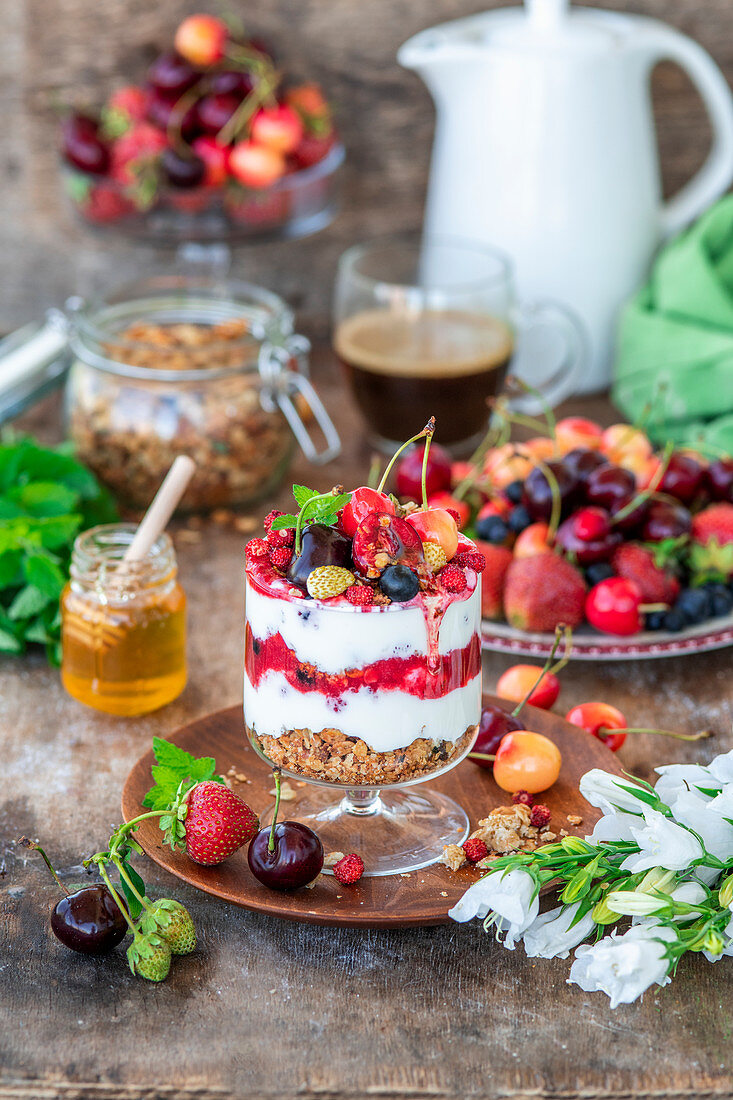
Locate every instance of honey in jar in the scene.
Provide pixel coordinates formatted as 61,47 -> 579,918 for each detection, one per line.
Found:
61,524 -> 186,716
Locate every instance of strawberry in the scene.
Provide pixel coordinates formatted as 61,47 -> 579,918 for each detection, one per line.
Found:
246,537 -> 269,560
611,543 -> 680,604
333,853 -> 364,885
345,584 -> 374,606
176,781 -> 259,866
690,503 -> 733,579
453,550 -> 487,573
82,184 -> 135,224
462,838 -> 489,863
306,565 -> 355,600
267,528 -> 295,549
530,804 -> 551,829
127,932 -> 172,982
473,540 -> 513,620
422,540 -> 448,573
145,899 -> 196,955
263,510 -> 284,532
440,564 -> 467,593
268,546 -> 292,571
102,85 -> 149,137
503,554 -> 586,631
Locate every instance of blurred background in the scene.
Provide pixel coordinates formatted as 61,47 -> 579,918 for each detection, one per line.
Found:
2,0 -> 731,337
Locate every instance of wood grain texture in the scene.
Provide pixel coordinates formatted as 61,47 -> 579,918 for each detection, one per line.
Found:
1,366 -> 732,1098
0,0 -> 731,336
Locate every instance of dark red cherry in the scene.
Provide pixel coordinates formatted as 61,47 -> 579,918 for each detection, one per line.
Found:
395,443 -> 452,502
640,500 -> 692,542
146,91 -> 199,140
195,93 -> 239,135
209,70 -> 256,98
470,704 -> 523,768
61,114 -> 110,175
658,453 -> 704,505
351,512 -> 425,580
585,464 -> 636,512
248,822 -> 323,890
707,458 -> 733,503
161,147 -> 206,189
287,523 -> 353,589
561,448 -> 608,487
51,885 -> 127,955
555,507 -> 621,564
340,487 -> 395,538
148,50 -> 199,95
522,461 -> 578,521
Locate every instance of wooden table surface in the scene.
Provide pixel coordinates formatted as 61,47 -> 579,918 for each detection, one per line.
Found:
2,352 -> 732,1100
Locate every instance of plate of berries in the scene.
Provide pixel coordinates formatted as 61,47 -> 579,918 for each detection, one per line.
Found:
60,15 -> 344,242
387,413 -> 733,661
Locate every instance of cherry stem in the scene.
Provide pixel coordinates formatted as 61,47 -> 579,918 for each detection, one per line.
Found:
376,418 -> 435,496
505,375 -> 558,444
268,769 -> 282,854
611,442 -> 673,525
18,837 -> 68,896
602,727 -> 712,742
96,860 -> 138,935
511,625 -> 567,717
217,68 -> 281,145
421,425 -> 435,510
110,855 -> 153,913
468,751 -> 496,762
534,457 -> 562,541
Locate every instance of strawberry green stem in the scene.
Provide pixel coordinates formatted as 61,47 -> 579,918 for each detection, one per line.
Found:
452,417 -> 503,502
511,625 -> 566,717
96,860 -> 138,935
111,855 -> 153,913
377,417 -> 435,496
268,769 -> 282,854
18,837 -> 68,896
109,810 -> 167,853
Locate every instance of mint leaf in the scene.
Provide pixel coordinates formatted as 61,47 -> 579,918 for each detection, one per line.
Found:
292,485 -> 318,508
269,513 -> 299,531
8,585 -> 50,621
9,482 -> 80,518
0,626 -> 21,653
142,738 -> 222,809
23,554 -> 65,599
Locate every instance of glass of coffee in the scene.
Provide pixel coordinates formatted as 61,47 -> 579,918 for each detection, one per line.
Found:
333,237 -> 586,452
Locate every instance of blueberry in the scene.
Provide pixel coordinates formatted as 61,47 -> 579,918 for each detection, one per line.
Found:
711,589 -> 733,616
476,515 -> 509,544
507,505 -> 532,534
505,480 -> 524,505
676,588 -> 712,625
645,610 -> 666,631
662,608 -> 686,632
379,564 -> 420,602
585,562 -> 615,587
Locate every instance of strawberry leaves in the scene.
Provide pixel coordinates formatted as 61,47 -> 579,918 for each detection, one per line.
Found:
142,738 -> 223,811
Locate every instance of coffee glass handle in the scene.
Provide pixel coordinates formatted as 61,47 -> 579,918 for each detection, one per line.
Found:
508,299 -> 589,414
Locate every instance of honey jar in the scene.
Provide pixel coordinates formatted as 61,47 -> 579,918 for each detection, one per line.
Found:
61,524 -> 186,716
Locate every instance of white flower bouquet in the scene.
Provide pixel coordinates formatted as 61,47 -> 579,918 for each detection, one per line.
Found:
449,750 -> 733,1008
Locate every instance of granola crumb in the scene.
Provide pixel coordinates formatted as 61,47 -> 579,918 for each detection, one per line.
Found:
269,781 -> 297,801
539,830 -> 557,842
400,873 -> 411,878
440,891 -> 448,898
560,828 -> 569,837
304,878 -> 318,889
439,844 -> 467,871
323,851 -> 345,868
567,814 -> 583,826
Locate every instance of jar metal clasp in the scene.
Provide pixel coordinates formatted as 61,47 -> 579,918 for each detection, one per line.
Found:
258,336 -> 341,464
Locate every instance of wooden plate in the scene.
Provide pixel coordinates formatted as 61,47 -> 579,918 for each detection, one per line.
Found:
121,698 -> 622,928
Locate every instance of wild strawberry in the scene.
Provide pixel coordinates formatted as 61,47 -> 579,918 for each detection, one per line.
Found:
511,789 -> 534,807
345,584 -> 374,606
530,804 -> 551,829
268,546 -> 292,571
611,543 -> 680,604
263,510 -> 284,532
246,537 -> 269,560
446,508 -> 463,526
110,122 -> 167,187
145,899 -> 196,955
439,565 -> 467,593
504,554 -> 586,631
267,527 -> 295,549
333,853 -> 364,885
462,837 -> 489,863
422,540 -> 448,573
306,565 -> 355,600
474,540 -> 513,620
127,932 -> 172,982
453,550 -> 486,573
177,781 -> 259,866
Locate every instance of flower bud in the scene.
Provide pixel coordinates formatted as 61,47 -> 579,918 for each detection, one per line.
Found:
719,873 -> 733,910
638,867 -> 676,894
561,867 -> 592,904
591,897 -> 619,925
606,890 -> 667,916
700,929 -> 726,957
560,836 -> 593,856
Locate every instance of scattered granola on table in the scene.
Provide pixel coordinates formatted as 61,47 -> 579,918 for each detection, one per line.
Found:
440,803 -> 556,872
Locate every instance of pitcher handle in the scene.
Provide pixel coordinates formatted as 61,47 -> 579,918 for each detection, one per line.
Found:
652,30 -> 733,239
508,299 -> 588,414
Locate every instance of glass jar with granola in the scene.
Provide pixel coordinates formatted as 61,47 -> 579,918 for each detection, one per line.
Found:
65,275 -> 339,512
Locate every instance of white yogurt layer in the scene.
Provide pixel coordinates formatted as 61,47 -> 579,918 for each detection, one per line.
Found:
245,577 -> 480,674
244,668 -> 482,753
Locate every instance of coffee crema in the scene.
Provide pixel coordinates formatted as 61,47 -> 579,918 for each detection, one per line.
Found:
335,309 -> 513,448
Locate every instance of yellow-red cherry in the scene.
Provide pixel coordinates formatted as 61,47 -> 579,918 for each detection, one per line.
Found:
565,702 -> 627,752
406,508 -> 459,561
496,664 -> 560,710
493,731 -> 562,793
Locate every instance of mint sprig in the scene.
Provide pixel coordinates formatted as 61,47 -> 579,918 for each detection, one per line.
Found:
142,737 -> 223,811
270,484 -> 351,552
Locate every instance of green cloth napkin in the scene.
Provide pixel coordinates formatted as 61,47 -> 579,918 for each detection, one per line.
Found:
613,195 -> 733,454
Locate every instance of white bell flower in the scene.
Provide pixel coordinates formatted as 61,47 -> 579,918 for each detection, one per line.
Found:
619,808 -> 704,874
586,811 -> 638,845
706,785 -> 733,817
654,763 -> 720,805
579,769 -> 651,816
671,790 -> 733,862
522,902 -> 595,960
610,880 -> 707,920
568,923 -> 676,1009
448,867 -> 539,949
709,750 -> 733,785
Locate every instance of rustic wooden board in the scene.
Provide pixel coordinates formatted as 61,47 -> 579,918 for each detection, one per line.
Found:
120,696 -> 621,928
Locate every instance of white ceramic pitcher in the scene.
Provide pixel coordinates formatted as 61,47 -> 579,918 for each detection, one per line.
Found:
399,0 -> 733,393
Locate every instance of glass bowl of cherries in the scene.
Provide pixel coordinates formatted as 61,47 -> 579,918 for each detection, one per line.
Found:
60,14 -> 344,243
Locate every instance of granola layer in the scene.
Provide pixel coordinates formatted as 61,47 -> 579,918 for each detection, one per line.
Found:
249,722 -> 477,785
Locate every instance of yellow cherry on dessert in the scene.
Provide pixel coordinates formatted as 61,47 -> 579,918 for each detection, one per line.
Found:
493,730 -> 562,793
406,507 -> 458,561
